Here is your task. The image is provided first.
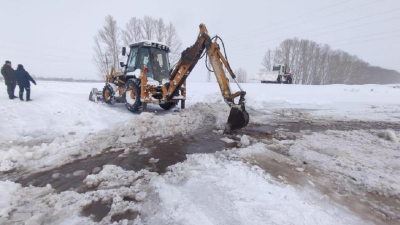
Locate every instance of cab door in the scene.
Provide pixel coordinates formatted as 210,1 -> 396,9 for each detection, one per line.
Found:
126,47 -> 139,74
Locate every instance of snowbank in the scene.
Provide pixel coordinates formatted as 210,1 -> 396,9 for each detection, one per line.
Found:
0,102 -> 229,172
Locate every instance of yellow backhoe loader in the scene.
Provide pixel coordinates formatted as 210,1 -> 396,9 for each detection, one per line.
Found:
89,24 -> 249,132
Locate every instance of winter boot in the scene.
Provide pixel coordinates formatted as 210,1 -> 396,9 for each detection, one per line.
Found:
26,88 -> 31,101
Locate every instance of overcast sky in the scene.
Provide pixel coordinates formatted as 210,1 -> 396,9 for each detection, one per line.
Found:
1,0 -> 399,82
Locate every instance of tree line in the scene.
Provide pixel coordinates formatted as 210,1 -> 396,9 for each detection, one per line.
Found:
93,15 -> 182,79
260,38 -> 400,85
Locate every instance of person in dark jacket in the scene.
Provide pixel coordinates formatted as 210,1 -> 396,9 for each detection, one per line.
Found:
1,60 -> 17,99
14,64 -> 36,101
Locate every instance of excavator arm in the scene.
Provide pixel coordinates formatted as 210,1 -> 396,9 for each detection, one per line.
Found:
166,24 -> 249,132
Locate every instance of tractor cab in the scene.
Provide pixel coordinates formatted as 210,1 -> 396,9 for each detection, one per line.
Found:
122,41 -> 170,82
272,64 -> 287,75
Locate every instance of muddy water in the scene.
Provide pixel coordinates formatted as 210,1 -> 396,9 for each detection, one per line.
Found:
250,156 -> 400,225
16,120 -> 400,193
17,128 -> 235,193
80,201 -> 111,222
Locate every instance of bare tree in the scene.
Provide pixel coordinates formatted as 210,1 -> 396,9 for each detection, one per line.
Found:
93,36 -> 109,79
141,16 -> 154,40
235,67 -> 248,83
164,22 -> 182,65
121,16 -> 182,65
260,37 -> 400,85
260,49 -> 273,73
122,17 -> 142,46
94,15 -> 183,80
93,15 -> 121,79
154,18 -> 166,42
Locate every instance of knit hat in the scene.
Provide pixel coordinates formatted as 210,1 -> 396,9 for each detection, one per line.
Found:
5,60 -> 11,64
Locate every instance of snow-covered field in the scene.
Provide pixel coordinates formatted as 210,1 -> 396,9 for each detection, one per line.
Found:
0,81 -> 399,224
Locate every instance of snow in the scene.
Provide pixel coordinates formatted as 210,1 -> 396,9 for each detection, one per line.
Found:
1,81 -> 400,224
148,153 -> 366,225
0,153 -> 367,225
289,129 -> 400,197
240,134 -> 250,147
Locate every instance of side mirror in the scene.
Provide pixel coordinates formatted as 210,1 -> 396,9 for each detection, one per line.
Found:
122,47 -> 126,56
120,62 -> 126,68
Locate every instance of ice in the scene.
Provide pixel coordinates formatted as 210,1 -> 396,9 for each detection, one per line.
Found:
73,170 -> 87,176
52,173 -> 60,179
377,129 -> 398,142
220,137 -> 235,144
92,167 -> 101,174
240,135 -> 250,147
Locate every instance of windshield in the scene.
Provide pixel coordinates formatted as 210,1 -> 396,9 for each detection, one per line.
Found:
150,48 -> 170,81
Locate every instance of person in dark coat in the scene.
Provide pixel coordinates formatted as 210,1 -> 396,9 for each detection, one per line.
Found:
1,60 -> 17,99
14,64 -> 36,101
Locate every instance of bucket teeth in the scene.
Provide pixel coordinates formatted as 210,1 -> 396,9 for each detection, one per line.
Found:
224,107 -> 250,133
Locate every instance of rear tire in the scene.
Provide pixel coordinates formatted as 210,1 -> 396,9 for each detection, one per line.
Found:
124,79 -> 142,113
277,75 -> 281,84
159,83 -> 179,110
159,102 -> 177,110
286,76 -> 293,84
102,85 -> 115,104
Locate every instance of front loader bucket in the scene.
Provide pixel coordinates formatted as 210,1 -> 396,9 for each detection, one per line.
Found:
224,107 -> 250,133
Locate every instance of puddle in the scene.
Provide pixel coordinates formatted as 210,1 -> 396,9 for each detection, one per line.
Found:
243,120 -> 400,139
17,151 -> 122,193
250,155 -> 400,225
242,122 -> 327,139
17,128 -> 234,193
111,210 -> 139,222
81,201 -> 111,222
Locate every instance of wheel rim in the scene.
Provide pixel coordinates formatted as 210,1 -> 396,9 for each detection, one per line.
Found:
125,87 -> 136,105
104,90 -> 111,100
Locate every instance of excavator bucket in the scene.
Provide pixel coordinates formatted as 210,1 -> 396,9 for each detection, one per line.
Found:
225,107 -> 250,133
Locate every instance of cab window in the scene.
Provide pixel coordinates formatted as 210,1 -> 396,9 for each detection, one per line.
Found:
126,47 -> 138,72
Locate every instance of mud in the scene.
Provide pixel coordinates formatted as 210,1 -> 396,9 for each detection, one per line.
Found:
81,201 -> 111,222
111,210 -> 139,222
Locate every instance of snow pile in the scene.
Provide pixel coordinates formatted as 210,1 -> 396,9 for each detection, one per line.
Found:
0,102 -> 229,173
0,166 -> 155,224
377,129 -> 398,142
111,103 -> 228,141
147,153 -> 366,225
289,129 -> 400,196
84,165 -> 155,189
0,181 -> 20,218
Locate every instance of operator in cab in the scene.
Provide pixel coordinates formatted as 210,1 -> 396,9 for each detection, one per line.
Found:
152,55 -> 162,74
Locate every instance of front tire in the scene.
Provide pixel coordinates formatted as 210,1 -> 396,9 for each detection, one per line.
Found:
102,85 -> 115,104
124,79 -> 142,113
